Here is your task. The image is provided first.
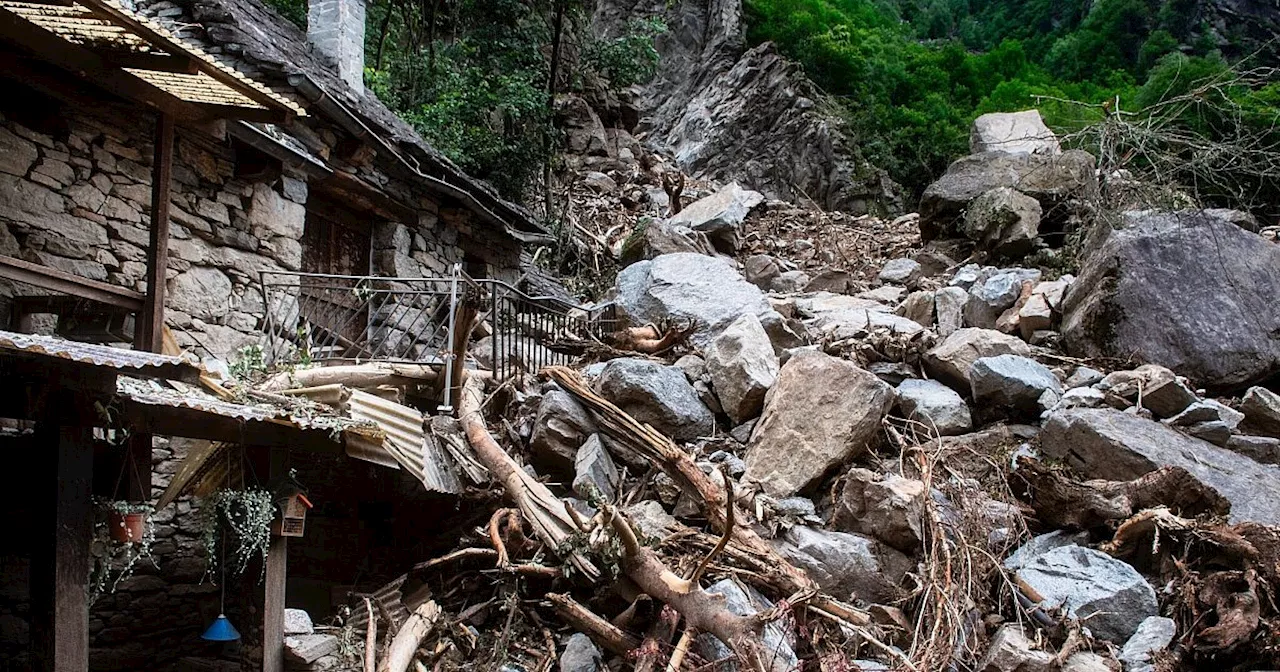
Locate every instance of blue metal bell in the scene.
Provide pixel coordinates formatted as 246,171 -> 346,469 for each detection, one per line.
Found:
201,614 -> 241,641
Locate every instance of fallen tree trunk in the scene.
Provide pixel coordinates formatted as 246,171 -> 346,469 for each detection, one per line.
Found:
260,363 -> 439,392
545,366 -> 871,627
458,375 -> 600,580
377,600 -> 440,672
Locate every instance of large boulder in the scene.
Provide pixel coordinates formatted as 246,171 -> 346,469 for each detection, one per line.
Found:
1241,386 -> 1280,438
619,221 -> 718,266
706,313 -> 779,424
923,328 -> 1032,391
1040,408 -> 1280,525
1060,210 -> 1280,391
596,359 -> 715,442
962,187 -> 1043,257
1015,545 -> 1157,643
531,390 -> 599,471
969,110 -> 1061,155
744,351 -> 894,496
694,579 -> 797,672
833,468 -> 926,553
919,150 -> 1096,239
615,253 -> 771,347
666,182 -> 764,251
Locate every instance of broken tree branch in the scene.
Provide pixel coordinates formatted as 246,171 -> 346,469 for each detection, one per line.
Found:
459,374 -> 600,580
377,600 -> 441,672
546,593 -> 641,656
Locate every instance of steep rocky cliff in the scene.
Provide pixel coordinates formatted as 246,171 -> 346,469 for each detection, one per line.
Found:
591,0 -> 901,215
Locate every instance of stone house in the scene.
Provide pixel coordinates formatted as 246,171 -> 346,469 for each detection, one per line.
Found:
0,0 -> 546,669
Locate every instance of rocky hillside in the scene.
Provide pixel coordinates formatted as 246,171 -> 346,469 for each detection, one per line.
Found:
588,0 -> 900,215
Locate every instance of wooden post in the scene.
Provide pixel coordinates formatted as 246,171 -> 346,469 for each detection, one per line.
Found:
135,112 -> 173,353
30,419 -> 93,672
263,446 -> 288,672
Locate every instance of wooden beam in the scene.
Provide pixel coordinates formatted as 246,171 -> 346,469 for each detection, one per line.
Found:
0,255 -> 144,311
193,102 -> 291,125
318,170 -> 417,223
263,445 -> 288,672
0,7 -> 209,122
95,49 -> 198,74
119,400 -> 344,452
30,412 -> 93,672
135,113 -> 173,353
76,0 -> 297,117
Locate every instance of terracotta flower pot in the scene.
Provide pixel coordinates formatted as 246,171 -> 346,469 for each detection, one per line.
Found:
108,511 -> 146,544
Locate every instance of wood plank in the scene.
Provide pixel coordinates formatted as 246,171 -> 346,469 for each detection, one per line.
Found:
0,255 -> 144,311
76,0 -> 297,117
30,416 -> 93,672
135,112 -> 173,353
263,445 -> 288,672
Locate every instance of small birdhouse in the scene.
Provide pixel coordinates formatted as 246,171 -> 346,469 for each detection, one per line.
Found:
273,492 -> 312,538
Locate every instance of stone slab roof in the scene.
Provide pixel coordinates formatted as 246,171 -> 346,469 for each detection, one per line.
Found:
132,0 -> 541,236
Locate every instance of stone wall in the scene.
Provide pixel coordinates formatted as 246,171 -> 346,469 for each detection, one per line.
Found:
0,90 -> 520,361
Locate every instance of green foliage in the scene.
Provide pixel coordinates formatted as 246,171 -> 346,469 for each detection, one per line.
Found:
743,0 -> 1279,201
262,0 -> 306,28
365,0 -> 665,203
89,500 -> 158,604
200,488 -> 276,581
584,18 -> 667,88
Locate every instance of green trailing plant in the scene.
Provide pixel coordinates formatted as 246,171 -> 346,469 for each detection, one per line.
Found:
200,487 -> 277,581
88,499 -> 157,605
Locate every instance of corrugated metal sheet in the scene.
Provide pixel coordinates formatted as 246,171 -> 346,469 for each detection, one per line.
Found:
0,329 -> 201,380
117,377 -> 379,439
343,389 -> 463,494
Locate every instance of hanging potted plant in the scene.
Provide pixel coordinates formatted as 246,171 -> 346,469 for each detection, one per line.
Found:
199,487 -> 276,580
89,499 -> 158,605
104,500 -> 151,543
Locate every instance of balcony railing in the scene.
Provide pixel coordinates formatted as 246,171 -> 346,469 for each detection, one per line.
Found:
257,268 -> 615,381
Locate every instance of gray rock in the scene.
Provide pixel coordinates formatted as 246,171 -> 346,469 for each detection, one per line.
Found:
860,285 -> 907,305
898,290 -> 935,327
623,221 -> 718,264
770,270 -> 810,293
1141,375 -> 1198,419
866,361 -> 916,387
667,182 -> 764,251
970,110 -> 1061,155
924,328 -> 1033,391
1016,545 -> 1157,643
1119,616 -> 1176,672
1204,207 -> 1260,233
573,435 -> 620,502
597,359 -> 714,442
1225,434 -> 1280,464
977,624 -> 1053,672
1241,386 -> 1280,437
706,313 -> 779,424
1041,408 -> 1280,525
695,579 -> 797,672
1056,386 -> 1106,410
806,269 -> 853,294
1061,210 -> 1280,391
934,286 -> 968,336
284,634 -> 340,665
1166,400 -> 1243,429
878,257 -> 921,286
560,633 -> 603,672
896,378 -> 972,436
962,186 -> 1043,257
674,354 -> 707,382
1003,530 -> 1091,571
794,293 -> 925,340
833,468 -> 926,553
965,271 -> 1036,329
531,390 -> 598,471
920,150 -> 1097,239
624,500 -> 678,540
1187,420 -> 1233,446
771,526 -> 910,603
283,608 -> 313,636
728,420 -> 756,445
743,254 -> 781,289
744,351 -> 894,496
1062,652 -> 1115,672
708,449 -> 747,475
1066,366 -> 1105,389
615,253 -> 771,348
971,355 -> 1062,417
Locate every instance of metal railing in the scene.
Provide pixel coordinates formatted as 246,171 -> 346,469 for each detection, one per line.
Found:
257,267 -> 615,381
